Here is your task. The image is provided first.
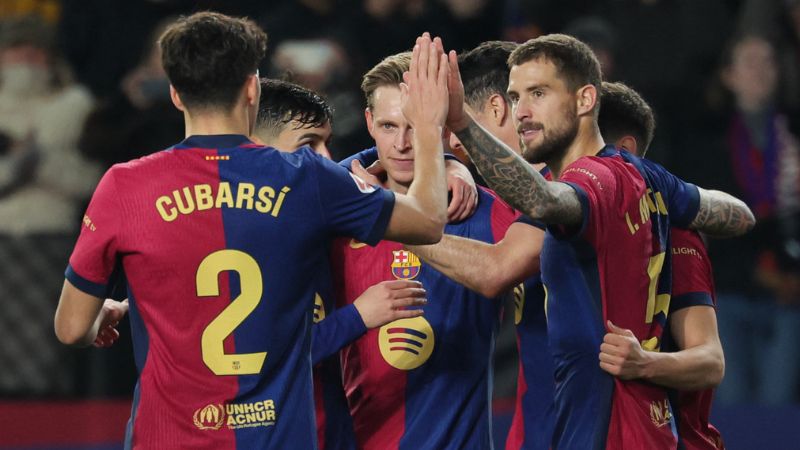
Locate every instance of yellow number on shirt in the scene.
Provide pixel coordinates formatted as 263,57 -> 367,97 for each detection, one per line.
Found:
196,249 -> 266,375
643,252 -> 671,351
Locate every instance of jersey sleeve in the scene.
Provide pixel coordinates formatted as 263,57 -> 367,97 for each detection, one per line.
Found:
65,166 -> 124,297
551,157 -> 618,243
639,157 -> 700,228
514,214 -> 546,230
338,147 -> 378,170
670,229 -> 715,312
311,304 -> 368,365
314,155 -> 395,246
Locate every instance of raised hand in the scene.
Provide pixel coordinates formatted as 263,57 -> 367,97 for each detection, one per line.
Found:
353,280 -> 427,329
444,47 -> 469,132
400,33 -> 449,130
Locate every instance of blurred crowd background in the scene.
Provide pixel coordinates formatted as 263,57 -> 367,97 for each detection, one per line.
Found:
1,0 -> 800,448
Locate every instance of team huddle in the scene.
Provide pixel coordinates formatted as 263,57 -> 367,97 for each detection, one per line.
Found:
53,12 -> 754,450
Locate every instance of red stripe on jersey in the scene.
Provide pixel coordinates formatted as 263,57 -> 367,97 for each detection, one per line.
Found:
120,149 -> 238,449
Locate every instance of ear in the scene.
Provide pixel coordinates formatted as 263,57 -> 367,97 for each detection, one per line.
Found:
365,108 -> 375,136
245,74 -> 259,106
616,135 -> 639,155
169,85 -> 185,112
576,84 -> 598,116
486,94 -> 509,127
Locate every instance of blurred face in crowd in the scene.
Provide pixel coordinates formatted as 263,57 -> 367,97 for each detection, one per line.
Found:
507,58 -> 579,165
723,36 -> 778,111
270,119 -> 333,159
0,44 -> 50,96
366,85 -> 415,191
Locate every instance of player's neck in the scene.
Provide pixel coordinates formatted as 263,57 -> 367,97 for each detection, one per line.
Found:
549,122 -> 605,180
183,108 -> 252,138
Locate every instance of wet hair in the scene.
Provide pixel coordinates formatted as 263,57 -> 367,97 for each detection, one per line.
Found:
361,52 -> 411,109
256,78 -> 333,138
159,12 -> 267,110
458,41 -> 518,110
598,81 -> 655,156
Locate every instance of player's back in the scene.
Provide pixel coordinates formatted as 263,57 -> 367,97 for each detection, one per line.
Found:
68,135 -> 395,449
541,147 -> 699,449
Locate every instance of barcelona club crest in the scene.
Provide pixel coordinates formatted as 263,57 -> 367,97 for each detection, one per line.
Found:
391,250 -> 421,280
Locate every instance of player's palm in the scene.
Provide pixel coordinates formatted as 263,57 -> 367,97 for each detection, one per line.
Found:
401,34 -> 449,129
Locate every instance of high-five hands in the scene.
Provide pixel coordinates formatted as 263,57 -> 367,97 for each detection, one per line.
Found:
401,33 -> 450,130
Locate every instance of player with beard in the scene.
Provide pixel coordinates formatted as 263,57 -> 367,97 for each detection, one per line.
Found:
438,32 -> 753,448
597,81 -> 725,450
54,14 -> 450,448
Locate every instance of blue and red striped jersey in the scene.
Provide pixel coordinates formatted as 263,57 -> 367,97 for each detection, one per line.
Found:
331,187 -> 517,450
66,134 -> 394,449
505,169 -> 555,450
666,228 -> 724,450
541,146 -> 700,449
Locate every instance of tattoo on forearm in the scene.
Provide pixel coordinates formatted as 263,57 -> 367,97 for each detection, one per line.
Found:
455,120 -> 581,224
691,190 -> 755,238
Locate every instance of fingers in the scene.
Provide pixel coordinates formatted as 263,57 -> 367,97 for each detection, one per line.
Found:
447,179 -> 464,220
392,308 -> 425,320
417,35 -> 430,81
391,296 -> 428,309
448,50 -> 462,87
599,360 -> 621,376
607,320 -> 636,338
366,160 -> 385,176
381,279 -> 423,289
598,350 -> 623,366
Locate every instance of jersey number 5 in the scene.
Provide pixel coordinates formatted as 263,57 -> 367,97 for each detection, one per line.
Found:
196,249 -> 267,375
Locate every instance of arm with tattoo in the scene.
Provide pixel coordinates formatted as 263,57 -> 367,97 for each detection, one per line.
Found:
690,188 -> 755,238
454,117 -> 582,226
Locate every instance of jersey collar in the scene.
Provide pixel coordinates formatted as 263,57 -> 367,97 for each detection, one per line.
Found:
174,134 -> 254,150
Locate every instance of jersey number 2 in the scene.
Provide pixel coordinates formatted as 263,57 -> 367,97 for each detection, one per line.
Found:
196,249 -> 267,375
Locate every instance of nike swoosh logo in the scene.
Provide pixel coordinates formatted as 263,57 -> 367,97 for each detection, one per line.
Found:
349,239 -> 367,249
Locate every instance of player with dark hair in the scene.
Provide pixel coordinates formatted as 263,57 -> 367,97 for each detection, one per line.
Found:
323,47 -> 518,449
441,32 -> 753,448
597,81 -> 656,157
597,81 -> 725,450
254,78 -> 334,158
54,14 -> 450,448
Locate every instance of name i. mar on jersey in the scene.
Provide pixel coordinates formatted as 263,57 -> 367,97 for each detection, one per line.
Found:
155,182 -> 291,222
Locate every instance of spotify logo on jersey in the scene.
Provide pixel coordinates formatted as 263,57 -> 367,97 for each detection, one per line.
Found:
378,317 -> 434,370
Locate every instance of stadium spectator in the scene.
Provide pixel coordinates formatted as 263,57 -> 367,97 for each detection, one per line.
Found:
0,15 -> 100,235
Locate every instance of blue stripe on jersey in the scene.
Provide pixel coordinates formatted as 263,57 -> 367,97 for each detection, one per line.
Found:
670,292 -> 715,312
124,381 -> 142,450
65,264 -> 109,298
126,288 -> 150,378
216,147 -> 319,449
516,275 -> 555,450
542,235 -> 614,450
397,189 -> 503,450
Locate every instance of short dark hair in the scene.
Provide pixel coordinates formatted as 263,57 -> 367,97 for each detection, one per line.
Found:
159,12 -> 267,110
361,52 -> 411,109
458,41 -> 518,110
256,79 -> 333,139
508,33 -> 602,94
598,81 -> 655,156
